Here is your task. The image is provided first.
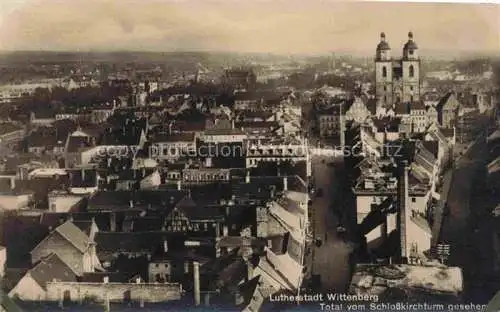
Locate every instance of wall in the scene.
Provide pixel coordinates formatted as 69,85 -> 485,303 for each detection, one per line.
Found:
0,194 -> 32,210
0,247 -> 6,277
407,219 -> 432,255
8,273 -> 45,301
45,282 -> 182,303
31,232 -> 85,275
48,195 -> 84,212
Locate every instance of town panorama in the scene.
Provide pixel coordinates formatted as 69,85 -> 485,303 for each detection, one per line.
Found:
0,1 -> 498,311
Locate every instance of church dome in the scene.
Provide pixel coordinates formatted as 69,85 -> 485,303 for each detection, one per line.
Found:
403,32 -> 418,50
376,32 -> 391,51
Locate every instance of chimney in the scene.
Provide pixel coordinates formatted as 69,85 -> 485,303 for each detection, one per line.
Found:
177,180 -> 181,191
142,167 -> 146,178
231,119 -> 235,129
283,176 -> 288,192
193,261 -> 201,306
9,177 -> 15,190
245,170 -> 250,183
397,161 -> 410,263
110,212 -> 117,232
103,276 -> 109,284
270,185 -> 276,198
81,169 -> 85,181
163,240 -> 168,253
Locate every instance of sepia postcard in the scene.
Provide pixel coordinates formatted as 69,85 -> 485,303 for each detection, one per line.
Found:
0,0 -> 498,311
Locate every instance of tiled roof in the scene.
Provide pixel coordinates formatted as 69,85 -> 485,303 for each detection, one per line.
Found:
175,196 -> 224,220
53,221 -> 92,253
0,123 -> 22,136
394,102 -> 411,115
26,133 -> 58,148
29,253 -> 78,289
66,135 -> 92,153
77,272 -> 132,283
150,132 -> 195,143
95,232 -> 170,254
422,141 -> 439,158
72,220 -> 94,237
204,127 -> 246,136
441,128 -> 454,138
411,100 -> 426,110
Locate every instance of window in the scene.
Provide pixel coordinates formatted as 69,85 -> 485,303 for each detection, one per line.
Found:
411,197 -> 416,203
410,96 -> 414,102
409,65 -> 414,78
382,66 -> 387,78
383,86 -> 387,91
410,86 -> 413,91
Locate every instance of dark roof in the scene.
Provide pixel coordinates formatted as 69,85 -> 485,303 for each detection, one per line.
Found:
95,232 -> 171,254
377,41 -> 390,51
395,102 -> 411,115
422,141 -> 439,158
372,117 -> 402,132
236,110 -> 274,121
77,272 -> 132,283
29,253 -> 78,289
26,133 -> 58,148
99,127 -> 143,146
66,135 -> 92,153
72,220 -> 94,237
69,169 -> 97,188
366,98 -> 377,115
87,190 -> 185,211
131,216 -> 164,232
235,121 -> 280,130
71,212 -> 110,230
436,93 -> 453,111
150,132 -> 195,143
441,128 -> 454,138
412,100 -> 426,110
403,38 -> 418,50
1,215 -> 50,267
32,109 -> 56,119
175,196 -> 225,220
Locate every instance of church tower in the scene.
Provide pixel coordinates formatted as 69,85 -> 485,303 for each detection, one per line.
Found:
402,32 -> 420,103
375,32 -> 392,108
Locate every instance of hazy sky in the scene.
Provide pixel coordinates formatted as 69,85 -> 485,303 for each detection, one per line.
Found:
0,0 -> 498,54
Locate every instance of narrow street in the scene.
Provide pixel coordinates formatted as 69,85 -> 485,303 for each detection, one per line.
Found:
439,135 -> 497,303
308,155 -> 354,292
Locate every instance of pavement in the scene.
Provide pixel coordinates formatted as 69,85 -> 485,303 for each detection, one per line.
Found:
306,154 -> 354,292
438,135 -> 498,303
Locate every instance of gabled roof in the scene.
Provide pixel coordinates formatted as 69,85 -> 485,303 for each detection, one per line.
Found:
52,220 -> 92,253
29,253 -> 78,289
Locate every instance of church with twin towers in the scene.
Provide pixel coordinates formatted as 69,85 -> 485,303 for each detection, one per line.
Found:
375,31 -> 421,110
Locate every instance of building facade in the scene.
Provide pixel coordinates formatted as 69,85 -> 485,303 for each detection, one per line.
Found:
375,32 -> 421,110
